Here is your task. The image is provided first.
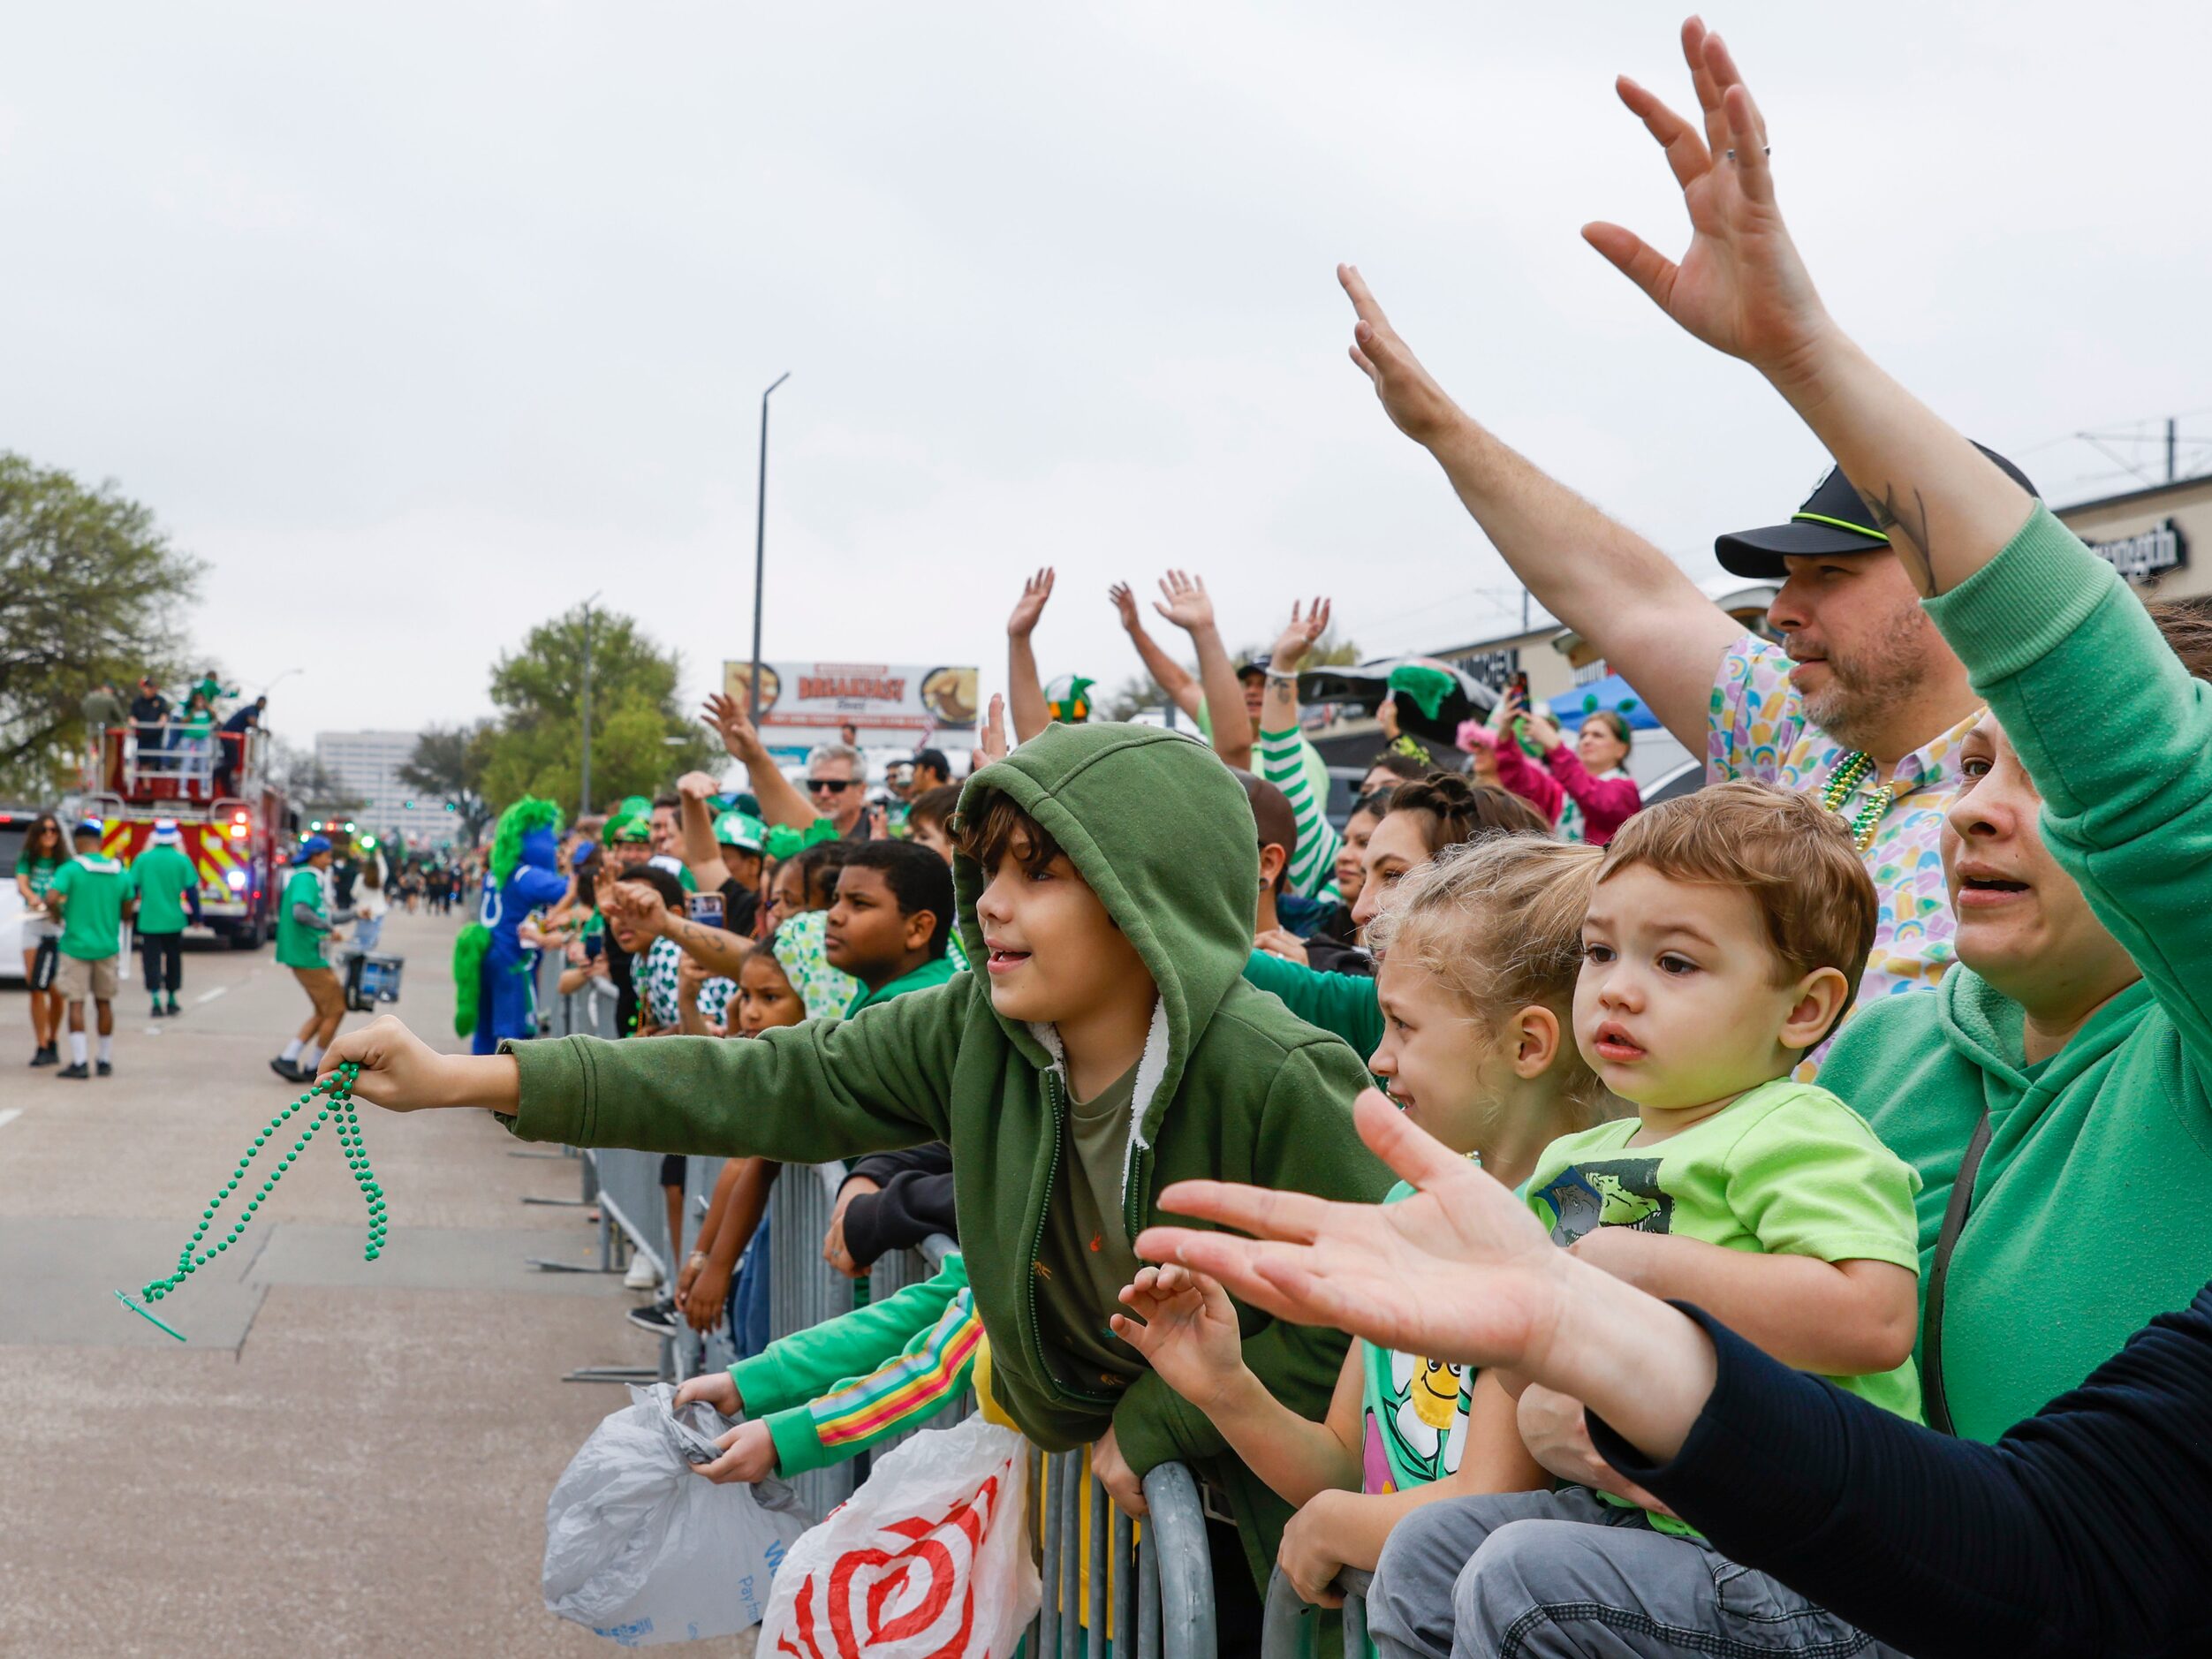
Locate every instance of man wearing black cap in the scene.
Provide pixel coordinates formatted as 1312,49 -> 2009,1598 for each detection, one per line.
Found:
908,747 -> 953,795
1340,274 -> 2034,1016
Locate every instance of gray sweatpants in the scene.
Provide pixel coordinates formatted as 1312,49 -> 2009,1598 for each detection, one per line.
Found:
1366,1488 -> 1907,1659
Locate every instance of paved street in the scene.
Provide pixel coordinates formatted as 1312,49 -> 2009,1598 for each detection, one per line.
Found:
0,907 -> 683,1657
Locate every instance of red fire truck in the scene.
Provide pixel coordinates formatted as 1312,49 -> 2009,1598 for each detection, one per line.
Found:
81,723 -> 293,949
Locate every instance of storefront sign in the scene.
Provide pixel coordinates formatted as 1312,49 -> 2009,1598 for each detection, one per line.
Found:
723,660 -> 981,743
2086,519 -> 2189,582
1448,647 -> 1521,693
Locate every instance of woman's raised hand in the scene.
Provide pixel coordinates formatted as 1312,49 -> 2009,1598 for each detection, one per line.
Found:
1580,18 -> 1831,379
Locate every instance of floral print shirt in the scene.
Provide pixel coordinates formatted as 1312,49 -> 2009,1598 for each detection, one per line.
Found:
1708,634 -> 1978,1065
629,936 -> 735,1031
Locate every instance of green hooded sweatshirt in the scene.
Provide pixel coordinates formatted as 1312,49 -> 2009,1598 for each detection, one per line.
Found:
1819,504 -> 2212,1444
500,723 -> 1389,1586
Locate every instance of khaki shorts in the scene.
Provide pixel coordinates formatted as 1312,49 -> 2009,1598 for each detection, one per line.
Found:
56,953 -> 120,1001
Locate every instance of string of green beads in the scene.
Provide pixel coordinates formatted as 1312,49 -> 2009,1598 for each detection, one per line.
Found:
138,1061 -> 383,1306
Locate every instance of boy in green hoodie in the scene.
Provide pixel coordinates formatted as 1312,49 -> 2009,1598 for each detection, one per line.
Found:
322,723 -> 1390,1594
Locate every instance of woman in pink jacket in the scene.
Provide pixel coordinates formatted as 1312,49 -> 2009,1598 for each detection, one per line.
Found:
1463,697 -> 1642,845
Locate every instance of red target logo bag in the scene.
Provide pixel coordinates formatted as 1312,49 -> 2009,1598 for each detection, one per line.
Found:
760,1415 -> 1040,1659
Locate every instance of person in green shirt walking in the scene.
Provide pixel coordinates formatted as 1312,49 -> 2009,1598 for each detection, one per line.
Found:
44,821 -> 135,1079
271,836 -> 348,1082
14,811 -> 71,1066
130,820 -> 201,1019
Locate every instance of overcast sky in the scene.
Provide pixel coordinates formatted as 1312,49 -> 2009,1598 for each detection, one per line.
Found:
5,2 -> 2208,752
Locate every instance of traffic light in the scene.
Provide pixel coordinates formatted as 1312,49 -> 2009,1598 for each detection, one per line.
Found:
443,801 -> 457,812
404,799 -> 415,810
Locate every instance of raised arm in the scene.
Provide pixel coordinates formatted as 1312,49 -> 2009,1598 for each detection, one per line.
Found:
1340,267 -> 1737,751
1259,600 -> 1343,898
675,771 -> 731,891
1578,19 -> 2031,599
1111,581 -> 1202,719
1006,567 -> 1055,745
701,692 -> 821,832
1154,570 -> 1254,769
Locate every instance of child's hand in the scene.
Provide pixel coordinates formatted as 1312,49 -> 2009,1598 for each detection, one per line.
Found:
1110,1264 -> 1245,1410
318,1015 -> 496,1112
1566,1225 -> 1666,1292
1515,1384 -> 1671,1515
692,1419 -> 778,1485
1091,1426 -> 1146,1517
674,1372 -> 741,1417
1278,1490 -> 1357,1608
683,1257 -> 733,1333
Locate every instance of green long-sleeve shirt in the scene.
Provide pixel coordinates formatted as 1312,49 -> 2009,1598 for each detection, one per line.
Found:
733,1255 -> 978,1475
1821,504 -> 2212,1443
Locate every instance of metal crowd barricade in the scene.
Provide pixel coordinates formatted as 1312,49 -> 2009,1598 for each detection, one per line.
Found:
1028,1453 -> 1216,1659
1260,1564 -> 1372,1658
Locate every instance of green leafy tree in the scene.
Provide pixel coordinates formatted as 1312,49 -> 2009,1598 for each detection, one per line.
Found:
399,720 -> 496,840
0,454 -> 203,795
477,605 -> 714,814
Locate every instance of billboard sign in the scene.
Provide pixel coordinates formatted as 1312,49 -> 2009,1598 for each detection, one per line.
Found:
723,660 -> 981,747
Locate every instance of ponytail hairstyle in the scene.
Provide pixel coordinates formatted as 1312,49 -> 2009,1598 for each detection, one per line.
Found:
1367,837 -> 1615,1129
1384,771 -> 1550,859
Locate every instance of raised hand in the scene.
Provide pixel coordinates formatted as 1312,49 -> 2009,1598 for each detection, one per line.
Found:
1579,19 -> 1829,375
1007,567 -> 1056,640
1135,1089 -> 1570,1374
1341,264 -> 1465,446
1269,597 -> 1330,673
676,769 -> 719,802
1152,569 -> 1217,635
978,693 -> 1010,763
1109,1263 -> 1247,1411
701,692 -> 768,765
1107,581 -> 1142,633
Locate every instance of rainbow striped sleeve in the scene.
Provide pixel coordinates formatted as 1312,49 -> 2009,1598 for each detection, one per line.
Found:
763,1288 -> 983,1475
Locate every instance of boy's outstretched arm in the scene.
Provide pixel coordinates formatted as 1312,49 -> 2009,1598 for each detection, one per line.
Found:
1572,1231 -> 1918,1376
1110,1264 -> 1363,1508
321,988 -> 963,1161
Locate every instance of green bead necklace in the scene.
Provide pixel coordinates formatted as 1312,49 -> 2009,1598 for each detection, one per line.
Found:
1820,751 -> 1894,853
113,1061 -> 383,1342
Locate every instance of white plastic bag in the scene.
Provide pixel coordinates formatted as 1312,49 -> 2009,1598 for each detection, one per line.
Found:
542,1382 -> 814,1647
759,1415 -> 1039,1659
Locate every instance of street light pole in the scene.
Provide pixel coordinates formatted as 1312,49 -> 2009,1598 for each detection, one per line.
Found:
579,590 -> 602,821
749,371 -> 792,725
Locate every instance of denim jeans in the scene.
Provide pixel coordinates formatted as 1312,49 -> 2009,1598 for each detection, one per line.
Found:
1367,1488 -> 1906,1659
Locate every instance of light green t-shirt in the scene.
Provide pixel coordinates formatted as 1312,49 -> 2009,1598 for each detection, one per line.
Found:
275,867 -> 330,969
1530,1075 -> 1923,1413
50,855 -> 130,961
131,844 -> 198,934
1361,1178 -> 1480,1494
1034,1062 -> 1145,1398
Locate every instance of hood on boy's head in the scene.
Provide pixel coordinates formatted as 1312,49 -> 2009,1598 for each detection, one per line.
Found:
953,722 -> 1258,1078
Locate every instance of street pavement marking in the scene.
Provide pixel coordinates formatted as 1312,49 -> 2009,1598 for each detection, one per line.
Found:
195,984 -> 230,1004
0,1109 -> 19,1131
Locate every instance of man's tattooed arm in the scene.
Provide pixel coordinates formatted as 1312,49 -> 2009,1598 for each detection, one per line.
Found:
1862,483 -> 1939,597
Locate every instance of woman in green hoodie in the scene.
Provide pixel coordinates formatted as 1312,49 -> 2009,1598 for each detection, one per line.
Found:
322,723 -> 1390,1598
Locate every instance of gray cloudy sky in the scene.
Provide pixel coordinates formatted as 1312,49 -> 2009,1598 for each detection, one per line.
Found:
5,2 -> 2207,752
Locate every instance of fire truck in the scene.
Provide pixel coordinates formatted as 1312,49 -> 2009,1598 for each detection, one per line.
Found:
81,723 -> 293,949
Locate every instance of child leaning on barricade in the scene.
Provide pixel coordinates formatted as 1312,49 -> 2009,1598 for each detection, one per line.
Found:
1114,835 -> 1617,1605
1357,781 -> 1924,1653
323,723 -> 1391,1612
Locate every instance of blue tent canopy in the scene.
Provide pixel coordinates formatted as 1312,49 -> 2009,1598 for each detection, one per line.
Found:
1546,674 -> 1659,731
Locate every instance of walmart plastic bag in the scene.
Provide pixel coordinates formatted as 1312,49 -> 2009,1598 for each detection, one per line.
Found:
542,1382 -> 814,1647
760,1415 -> 1039,1659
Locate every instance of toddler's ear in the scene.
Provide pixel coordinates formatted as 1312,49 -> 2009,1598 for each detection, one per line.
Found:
1509,1004 -> 1564,1078
1779,966 -> 1852,1053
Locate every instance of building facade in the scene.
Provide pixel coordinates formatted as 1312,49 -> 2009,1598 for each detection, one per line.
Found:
314,730 -> 462,849
2055,473 -> 2209,602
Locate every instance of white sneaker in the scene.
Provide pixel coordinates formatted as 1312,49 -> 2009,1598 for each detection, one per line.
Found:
622,1254 -> 659,1291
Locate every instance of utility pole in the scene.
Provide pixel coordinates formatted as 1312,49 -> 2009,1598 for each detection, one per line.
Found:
2170,416 -> 2179,484
578,591 -> 602,821
750,372 -> 792,724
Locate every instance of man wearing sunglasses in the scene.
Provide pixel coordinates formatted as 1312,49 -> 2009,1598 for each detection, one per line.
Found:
801,741 -> 870,839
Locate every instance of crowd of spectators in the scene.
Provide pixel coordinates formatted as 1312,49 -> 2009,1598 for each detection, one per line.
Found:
308,20 -> 2212,1657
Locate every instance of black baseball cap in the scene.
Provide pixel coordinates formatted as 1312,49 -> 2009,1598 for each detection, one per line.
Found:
910,747 -> 951,776
1715,443 -> 2039,580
